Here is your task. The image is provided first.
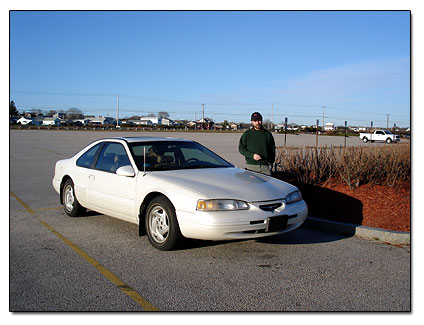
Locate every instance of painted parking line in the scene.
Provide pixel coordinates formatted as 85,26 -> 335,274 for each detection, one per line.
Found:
10,191 -> 159,311
34,147 -> 67,156
37,206 -> 63,211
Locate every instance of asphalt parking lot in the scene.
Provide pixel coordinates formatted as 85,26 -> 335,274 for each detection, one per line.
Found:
9,129 -> 411,311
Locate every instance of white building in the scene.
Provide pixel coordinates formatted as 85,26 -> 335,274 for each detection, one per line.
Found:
140,116 -> 162,125
324,122 -> 335,131
87,116 -> 116,125
161,118 -> 175,126
42,117 -> 61,126
130,119 -> 154,126
72,118 -> 91,125
53,113 -> 66,119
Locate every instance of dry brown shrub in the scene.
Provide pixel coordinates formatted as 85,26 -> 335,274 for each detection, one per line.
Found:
275,144 -> 410,189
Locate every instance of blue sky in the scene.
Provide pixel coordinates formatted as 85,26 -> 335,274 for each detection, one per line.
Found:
10,10 -> 411,127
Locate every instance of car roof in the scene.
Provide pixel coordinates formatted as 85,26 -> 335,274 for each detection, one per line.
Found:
102,136 -> 193,144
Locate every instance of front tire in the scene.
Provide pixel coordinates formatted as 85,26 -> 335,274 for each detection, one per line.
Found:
145,196 -> 182,250
386,138 -> 393,144
62,179 -> 86,217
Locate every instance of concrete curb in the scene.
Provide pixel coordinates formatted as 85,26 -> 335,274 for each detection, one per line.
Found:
303,216 -> 410,245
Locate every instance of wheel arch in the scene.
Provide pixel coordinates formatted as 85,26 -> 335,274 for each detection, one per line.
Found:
59,175 -> 72,205
138,191 -> 170,236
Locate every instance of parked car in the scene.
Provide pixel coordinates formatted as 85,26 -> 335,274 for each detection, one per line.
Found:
52,137 -> 308,250
359,130 -> 400,143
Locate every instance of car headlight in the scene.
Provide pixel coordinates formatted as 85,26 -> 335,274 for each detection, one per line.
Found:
196,199 -> 250,211
286,191 -> 302,204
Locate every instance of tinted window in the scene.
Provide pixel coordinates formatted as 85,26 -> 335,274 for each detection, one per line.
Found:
129,141 -> 232,171
76,143 -> 102,168
95,143 -> 131,173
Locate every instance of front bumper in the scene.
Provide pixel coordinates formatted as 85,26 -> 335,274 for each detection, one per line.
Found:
177,199 -> 308,241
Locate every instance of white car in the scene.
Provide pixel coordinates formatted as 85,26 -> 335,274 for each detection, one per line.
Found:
52,137 -> 308,250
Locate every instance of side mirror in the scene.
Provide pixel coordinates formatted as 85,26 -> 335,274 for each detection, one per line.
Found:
116,165 -> 135,177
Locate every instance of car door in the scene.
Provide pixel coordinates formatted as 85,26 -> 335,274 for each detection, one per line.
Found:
86,142 -> 137,222
73,142 -> 104,206
375,131 -> 385,141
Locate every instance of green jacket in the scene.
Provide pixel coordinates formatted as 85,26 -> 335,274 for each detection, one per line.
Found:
238,127 -> 276,165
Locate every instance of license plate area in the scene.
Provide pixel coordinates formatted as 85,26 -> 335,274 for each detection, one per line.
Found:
266,215 -> 288,232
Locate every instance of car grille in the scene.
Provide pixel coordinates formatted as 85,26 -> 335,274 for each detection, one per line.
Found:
259,202 -> 283,211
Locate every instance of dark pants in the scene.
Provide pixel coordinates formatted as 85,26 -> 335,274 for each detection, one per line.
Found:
245,163 -> 272,176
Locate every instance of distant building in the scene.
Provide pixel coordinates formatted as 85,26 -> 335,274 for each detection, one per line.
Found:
161,118 -> 175,126
140,116 -> 162,125
324,122 -> 335,131
196,118 -> 214,130
53,113 -> 66,119
42,117 -> 61,126
88,116 -> 116,125
130,119 -> 154,126
72,118 -> 91,125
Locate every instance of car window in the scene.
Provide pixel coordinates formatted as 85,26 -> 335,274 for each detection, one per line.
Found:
95,142 -> 131,173
76,143 -> 103,168
180,147 -> 217,165
129,141 -> 232,171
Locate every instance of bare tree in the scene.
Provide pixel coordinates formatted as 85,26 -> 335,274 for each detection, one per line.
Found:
158,111 -> 170,119
45,109 -> 57,117
66,108 -> 84,119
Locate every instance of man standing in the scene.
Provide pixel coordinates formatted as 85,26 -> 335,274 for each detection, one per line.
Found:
238,112 -> 275,176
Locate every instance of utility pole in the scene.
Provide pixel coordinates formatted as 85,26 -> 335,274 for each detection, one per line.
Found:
322,106 -> 326,130
316,119 -> 319,147
201,103 -> 205,130
116,94 -> 119,128
394,123 -> 397,143
284,117 -> 288,146
272,103 -> 274,131
344,121 -> 347,147
386,114 -> 390,129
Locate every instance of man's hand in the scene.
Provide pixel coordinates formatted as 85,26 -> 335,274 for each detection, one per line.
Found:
253,154 -> 262,161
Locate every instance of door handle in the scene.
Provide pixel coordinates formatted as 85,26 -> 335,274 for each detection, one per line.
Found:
89,175 -> 95,180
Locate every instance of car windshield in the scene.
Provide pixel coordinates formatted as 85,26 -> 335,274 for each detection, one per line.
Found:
384,130 -> 393,134
128,141 -> 233,171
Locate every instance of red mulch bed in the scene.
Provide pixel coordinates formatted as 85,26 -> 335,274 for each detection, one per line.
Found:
293,180 -> 410,232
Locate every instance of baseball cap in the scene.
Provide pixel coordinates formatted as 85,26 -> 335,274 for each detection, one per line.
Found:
251,112 -> 263,121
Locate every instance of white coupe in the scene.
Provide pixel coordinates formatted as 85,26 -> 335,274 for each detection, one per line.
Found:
52,137 -> 308,250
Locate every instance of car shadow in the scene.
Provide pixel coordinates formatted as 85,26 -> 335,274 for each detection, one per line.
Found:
256,226 -> 351,246
84,210 -> 103,217
296,182 -> 364,226
257,181 -> 364,246
179,225 -> 355,250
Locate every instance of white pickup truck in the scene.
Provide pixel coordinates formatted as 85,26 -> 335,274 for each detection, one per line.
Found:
359,130 -> 400,144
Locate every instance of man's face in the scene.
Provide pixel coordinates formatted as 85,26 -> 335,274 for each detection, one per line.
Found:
252,119 -> 262,130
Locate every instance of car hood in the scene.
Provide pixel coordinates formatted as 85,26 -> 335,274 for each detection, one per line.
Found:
146,167 -> 298,202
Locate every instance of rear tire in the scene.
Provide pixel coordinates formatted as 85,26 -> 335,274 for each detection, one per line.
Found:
363,137 -> 368,143
62,179 -> 86,217
145,196 -> 182,250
